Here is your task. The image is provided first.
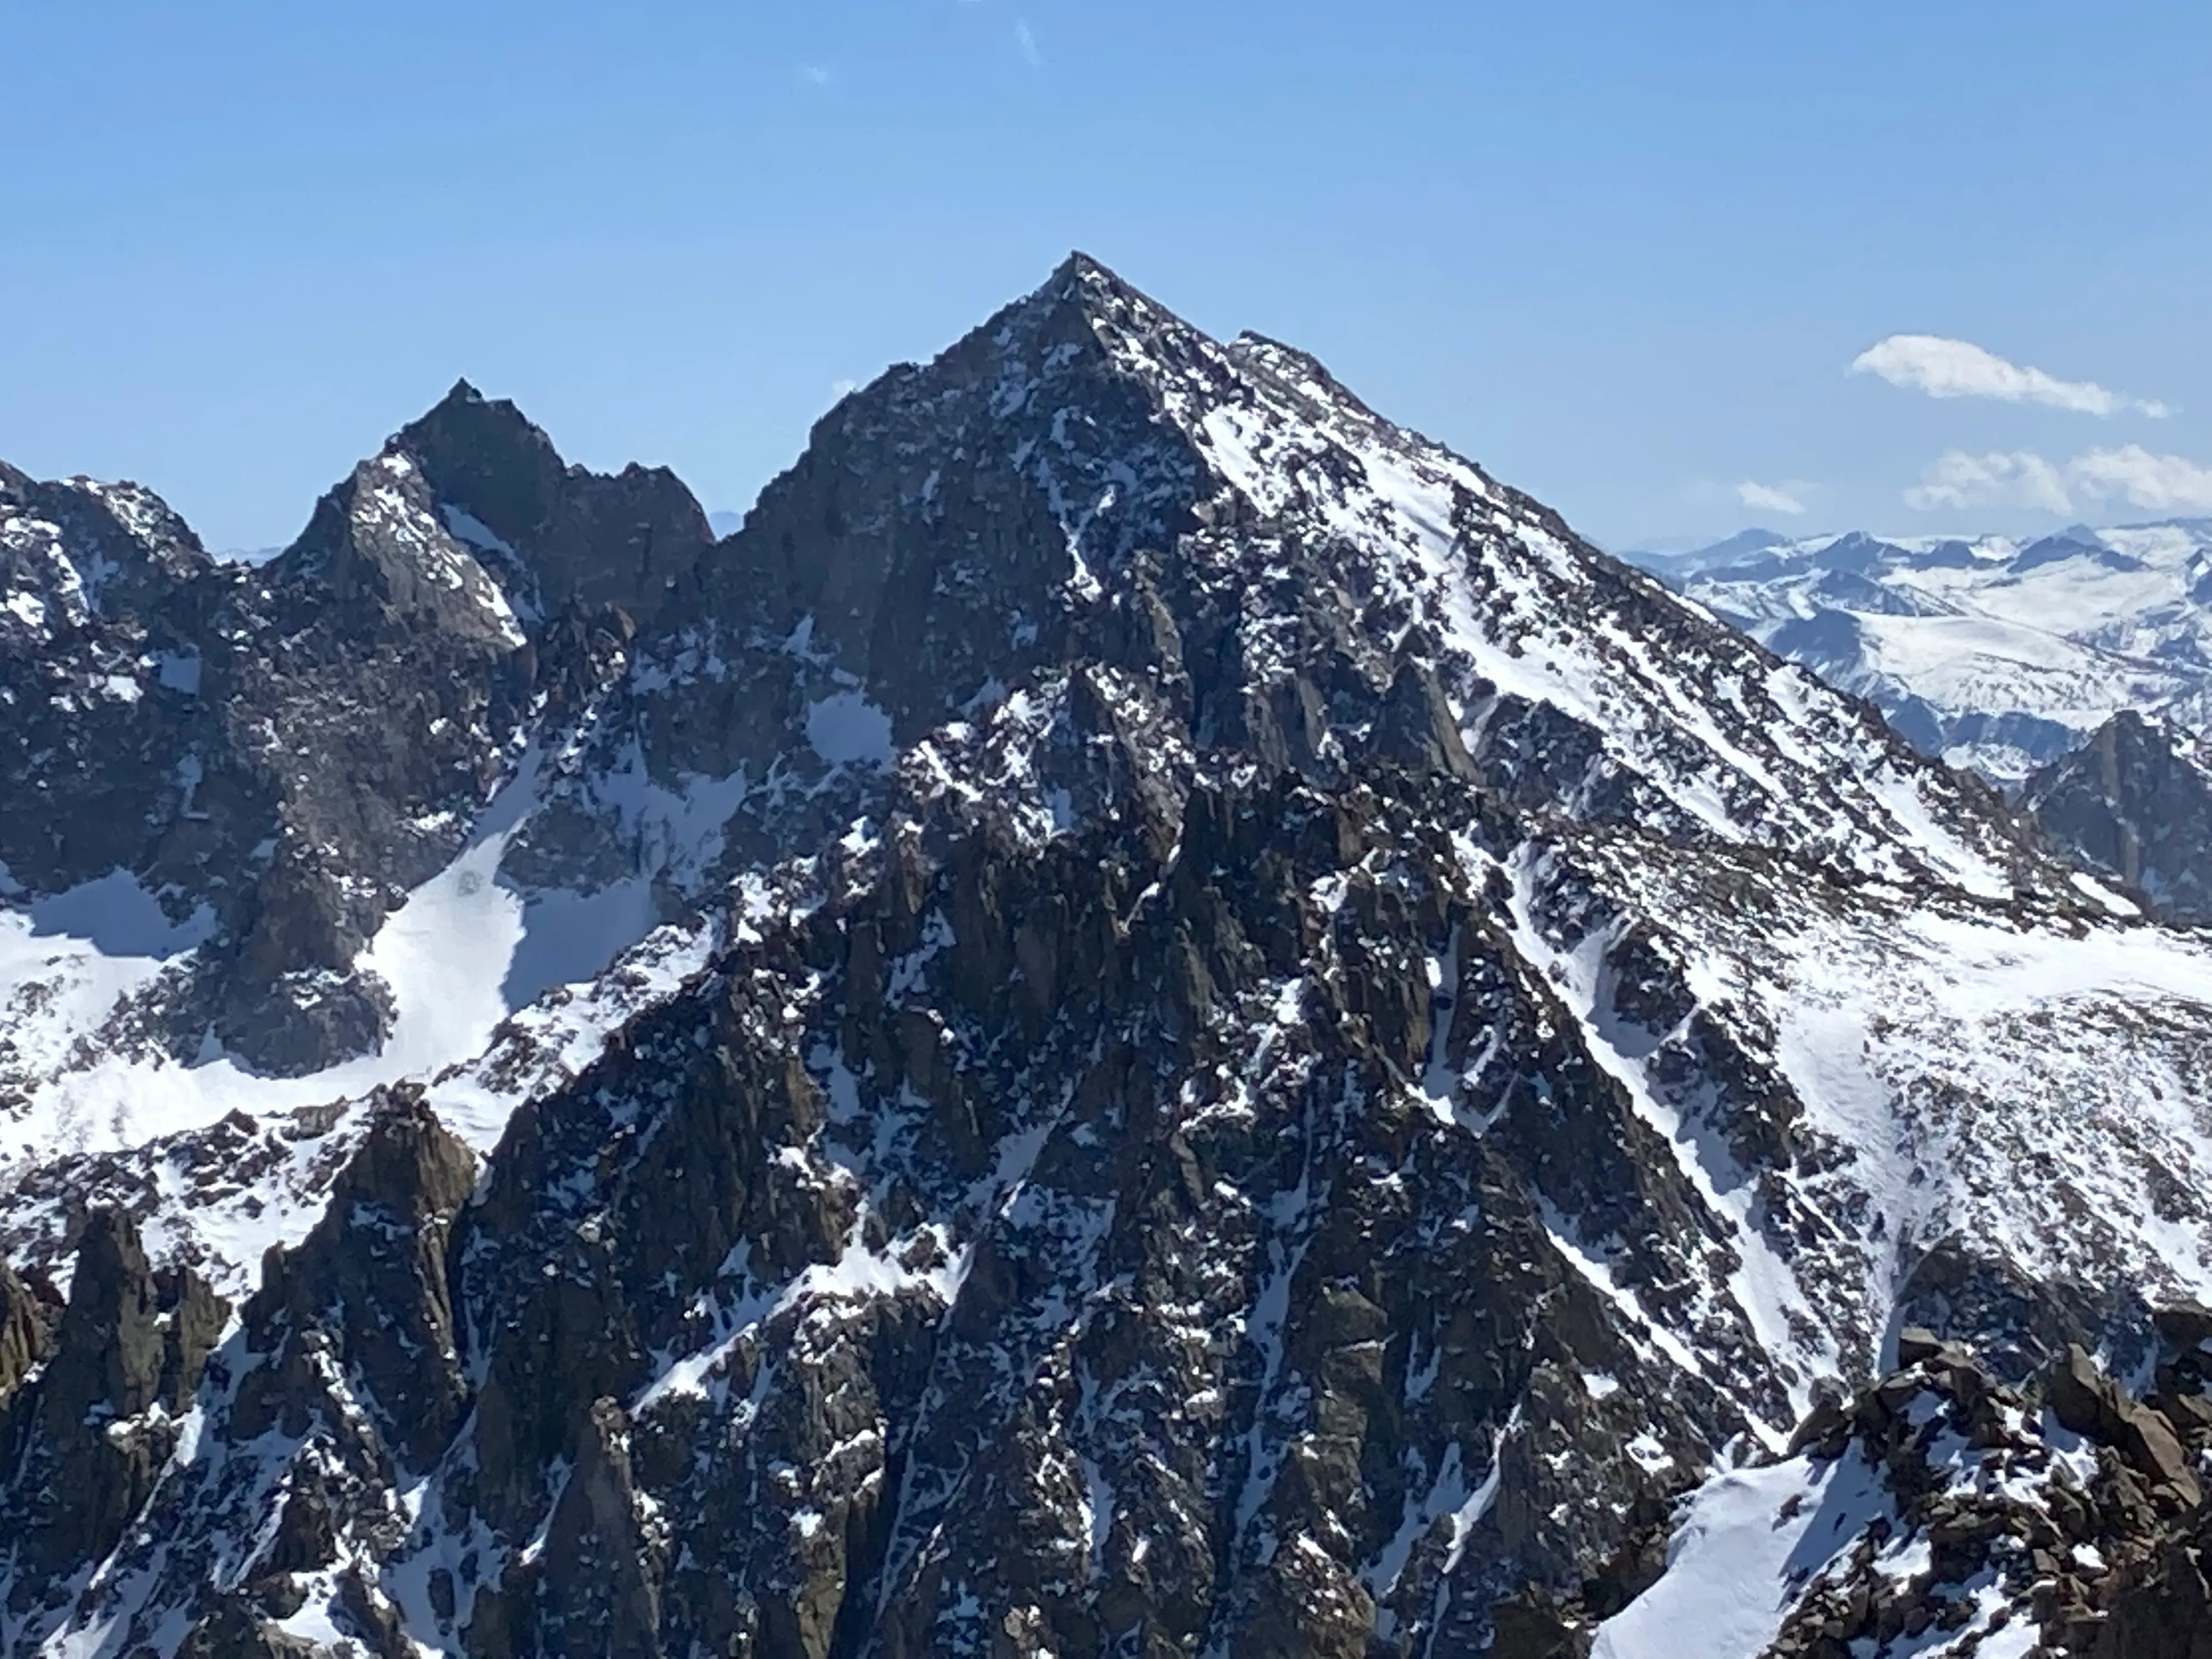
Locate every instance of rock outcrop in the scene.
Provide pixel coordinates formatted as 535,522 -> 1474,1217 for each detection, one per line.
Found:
1726,1313 -> 2212,1658
2024,709 -> 2212,925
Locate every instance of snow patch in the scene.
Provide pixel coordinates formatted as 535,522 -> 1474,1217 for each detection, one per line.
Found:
1591,1453 -> 1888,1659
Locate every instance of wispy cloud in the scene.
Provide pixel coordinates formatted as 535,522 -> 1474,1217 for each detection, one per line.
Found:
1903,450 -> 2073,514
1014,18 -> 1042,66
2072,446 -> 2212,513
830,377 -> 859,399
799,65 -> 831,86
1904,446 -> 2212,515
1736,480 -> 1812,516
1853,334 -> 2172,419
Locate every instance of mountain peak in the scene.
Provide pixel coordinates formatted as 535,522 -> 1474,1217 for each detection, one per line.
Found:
0,461 -> 211,642
2024,707 -> 2212,922
397,378 -> 556,476
14,259 -> 2212,1659
995,248 -> 1208,369
384,382 -> 711,623
1049,246 -> 1136,296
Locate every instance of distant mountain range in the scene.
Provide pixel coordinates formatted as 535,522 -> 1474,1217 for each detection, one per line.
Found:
1626,520 -> 2212,784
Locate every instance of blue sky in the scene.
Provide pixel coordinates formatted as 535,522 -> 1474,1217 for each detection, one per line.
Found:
5,1 -> 2209,551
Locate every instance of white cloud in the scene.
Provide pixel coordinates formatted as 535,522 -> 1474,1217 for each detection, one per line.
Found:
800,65 -> 831,85
1735,480 -> 1810,516
2070,445 -> 2212,513
1852,334 -> 2172,419
1903,445 -> 2212,516
1015,18 -> 1041,65
1903,450 -> 2074,514
830,378 -> 859,399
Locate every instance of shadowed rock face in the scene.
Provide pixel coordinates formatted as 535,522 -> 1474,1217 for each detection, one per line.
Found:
238,1088 -> 477,1472
6,256 -> 2212,1658
3,771 -> 1738,1658
394,380 -> 715,625
0,396 -> 713,1075
0,1210 -> 226,1597
2024,709 -> 2212,925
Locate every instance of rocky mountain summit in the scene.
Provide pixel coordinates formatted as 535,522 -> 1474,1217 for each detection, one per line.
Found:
7,256 -> 2212,1657
2,380 -> 712,1096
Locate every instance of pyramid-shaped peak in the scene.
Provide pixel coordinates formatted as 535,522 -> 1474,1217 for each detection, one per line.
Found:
399,378 -> 556,461
382,379 -> 711,623
870,253 -> 1216,437
1048,248 -> 1141,297
995,256 -> 1396,440
1044,248 -> 1188,316
1005,250 -> 1217,353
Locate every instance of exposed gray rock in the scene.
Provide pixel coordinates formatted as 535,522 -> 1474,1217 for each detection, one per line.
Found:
1,399 -> 714,1077
2025,709 -> 2212,924
0,1209 -> 229,1607
241,1086 -> 476,1471
393,380 -> 714,625
2045,1343 -> 2200,1504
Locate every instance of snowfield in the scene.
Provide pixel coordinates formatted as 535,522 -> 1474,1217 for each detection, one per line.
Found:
1643,520 -> 2212,782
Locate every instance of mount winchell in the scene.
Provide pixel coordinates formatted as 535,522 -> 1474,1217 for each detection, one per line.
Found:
5,255 -> 2212,1657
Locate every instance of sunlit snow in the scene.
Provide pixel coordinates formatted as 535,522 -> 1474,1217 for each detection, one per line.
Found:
0,756 -> 673,1169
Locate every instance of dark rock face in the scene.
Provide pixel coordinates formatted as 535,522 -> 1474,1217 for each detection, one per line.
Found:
0,402 -> 714,1077
0,1259 -> 61,1413
2025,710 -> 2212,925
0,1210 -> 228,1604
240,1087 -> 477,1471
0,460 -> 213,640
4,256 -> 2209,1657
5,770 -> 1737,1657
0,465 -> 218,915
393,380 -> 715,624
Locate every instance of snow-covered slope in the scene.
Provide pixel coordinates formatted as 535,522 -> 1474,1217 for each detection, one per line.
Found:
1635,522 -> 2212,783
6,256 -> 2212,1658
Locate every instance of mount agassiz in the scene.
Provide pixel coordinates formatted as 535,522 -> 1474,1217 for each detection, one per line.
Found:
5,258 -> 2212,1658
